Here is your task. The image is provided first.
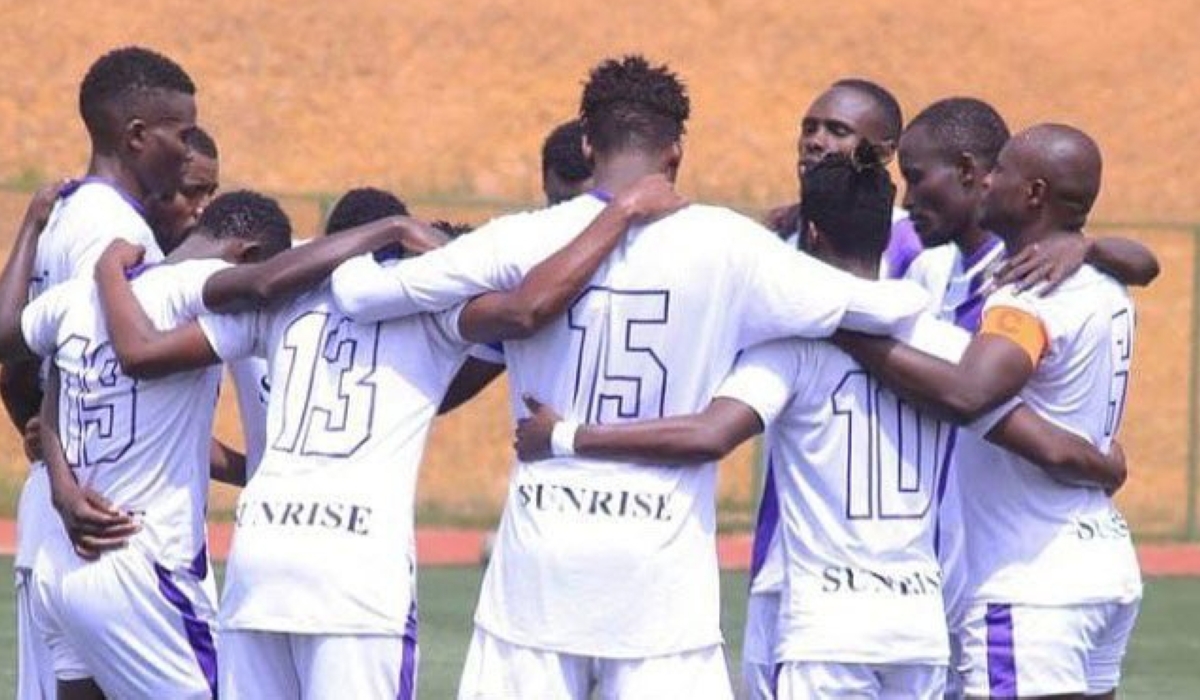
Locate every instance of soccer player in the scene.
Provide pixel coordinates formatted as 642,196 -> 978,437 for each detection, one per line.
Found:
512,154 -> 1125,699
766,78 -> 923,277
0,188 -> 428,699
88,172 -> 686,698
542,118 -> 595,205
839,124 -> 1142,698
143,126 -> 273,479
0,45 -> 200,700
326,55 -> 929,699
895,98 -> 1157,699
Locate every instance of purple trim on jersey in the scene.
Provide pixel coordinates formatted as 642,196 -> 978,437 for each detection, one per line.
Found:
884,218 -> 923,279
932,428 -> 959,556
187,545 -> 209,579
486,341 -> 504,356
749,458 -> 779,583
588,188 -> 614,203
985,603 -> 1017,696
952,234 -> 1004,331
60,176 -> 147,216
397,599 -> 419,700
154,563 -> 218,698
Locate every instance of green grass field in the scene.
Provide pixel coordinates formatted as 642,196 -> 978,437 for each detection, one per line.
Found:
1,559 -> 1198,698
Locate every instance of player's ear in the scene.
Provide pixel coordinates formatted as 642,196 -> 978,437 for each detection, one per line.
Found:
232,239 -> 263,264
125,117 -> 148,156
874,138 -> 897,168
955,151 -> 982,189
664,142 -> 683,182
802,219 -> 822,253
1027,178 -> 1048,210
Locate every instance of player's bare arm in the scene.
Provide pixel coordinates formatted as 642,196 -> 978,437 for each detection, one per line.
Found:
39,365 -> 139,560
516,394 -> 762,464
993,234 -> 1160,294
94,241 -> 222,378
0,181 -> 65,361
456,173 -> 687,343
986,404 -> 1127,492
834,327 -> 1033,424
209,439 -> 247,487
201,213 -> 428,313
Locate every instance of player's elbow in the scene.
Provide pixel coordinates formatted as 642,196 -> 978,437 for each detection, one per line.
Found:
937,387 -> 997,425
114,346 -> 170,380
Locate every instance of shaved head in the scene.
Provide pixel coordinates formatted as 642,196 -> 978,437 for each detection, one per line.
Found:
1007,124 -> 1103,229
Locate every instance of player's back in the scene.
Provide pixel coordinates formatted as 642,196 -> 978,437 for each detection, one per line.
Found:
22,260 -> 225,570
737,317 -> 963,666
200,281 -> 470,636
963,265 -> 1141,606
480,198 -> 875,657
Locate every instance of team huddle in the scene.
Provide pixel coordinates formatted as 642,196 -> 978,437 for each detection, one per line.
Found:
0,44 -> 1156,700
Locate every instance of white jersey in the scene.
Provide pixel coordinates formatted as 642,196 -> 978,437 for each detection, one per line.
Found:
199,283 -> 470,635
965,266 -> 1142,605
903,236 -> 1004,331
329,194 -> 928,657
717,315 -> 971,666
32,179 -> 164,299
21,259 -> 226,571
15,179 -> 165,570
227,358 -> 270,479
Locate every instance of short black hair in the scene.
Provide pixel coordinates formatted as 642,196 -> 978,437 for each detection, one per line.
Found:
430,220 -> 475,239
800,150 -> 896,261
831,78 -> 903,142
198,190 -> 292,258
79,46 -> 195,145
186,126 -> 218,160
324,187 -> 409,235
580,55 -> 690,153
541,119 -> 592,183
906,97 -> 1010,169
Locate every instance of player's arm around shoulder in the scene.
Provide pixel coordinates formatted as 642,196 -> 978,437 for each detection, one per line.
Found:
203,214 -> 418,314
457,174 -> 687,343
514,394 -> 763,465
93,241 -> 220,379
834,296 -> 1037,425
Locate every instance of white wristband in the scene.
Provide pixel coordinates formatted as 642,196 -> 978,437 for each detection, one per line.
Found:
550,420 -> 579,458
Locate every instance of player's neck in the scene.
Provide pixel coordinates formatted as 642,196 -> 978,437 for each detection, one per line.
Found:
165,232 -> 223,264
955,224 -> 995,259
821,251 -> 879,280
87,153 -> 147,207
592,152 -> 674,194
1006,222 -> 1081,256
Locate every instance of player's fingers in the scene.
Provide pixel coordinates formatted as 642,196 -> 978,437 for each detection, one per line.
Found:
73,532 -> 131,554
522,394 -> 542,413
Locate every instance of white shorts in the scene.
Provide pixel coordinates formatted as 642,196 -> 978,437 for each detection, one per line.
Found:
960,600 -> 1140,697
776,661 -> 946,700
458,626 -> 733,700
742,590 -> 780,700
15,565 -> 55,700
30,532 -> 218,700
220,627 -> 418,700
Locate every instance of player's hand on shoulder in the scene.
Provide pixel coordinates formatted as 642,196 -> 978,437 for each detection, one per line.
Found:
95,239 -> 146,280
392,215 -> 451,256
21,178 -> 67,234
614,173 -> 688,225
992,235 -> 1090,296
763,202 -> 800,237
515,394 -> 561,461
52,483 -> 140,561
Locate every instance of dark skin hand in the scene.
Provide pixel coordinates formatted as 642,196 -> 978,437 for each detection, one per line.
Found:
991,234 -> 1160,294
40,366 -> 140,560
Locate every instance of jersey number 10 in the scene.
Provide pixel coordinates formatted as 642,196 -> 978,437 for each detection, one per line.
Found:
832,370 -> 949,521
